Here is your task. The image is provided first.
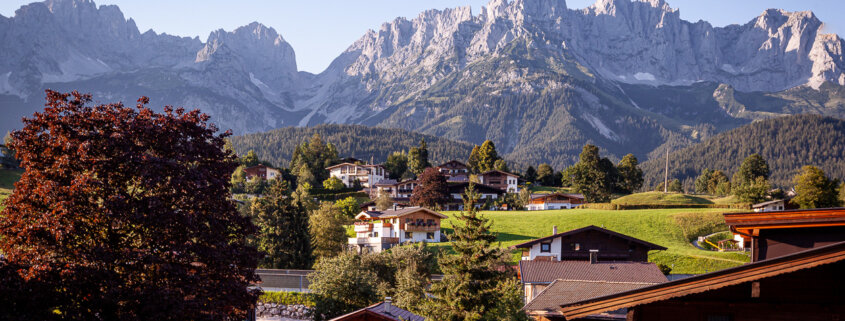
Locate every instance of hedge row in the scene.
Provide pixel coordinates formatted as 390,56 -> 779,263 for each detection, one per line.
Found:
259,291 -> 315,307
580,203 -> 750,210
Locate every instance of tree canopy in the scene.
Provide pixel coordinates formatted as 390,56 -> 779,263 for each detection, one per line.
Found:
792,166 -> 842,209
0,91 -> 258,319
410,168 -> 450,209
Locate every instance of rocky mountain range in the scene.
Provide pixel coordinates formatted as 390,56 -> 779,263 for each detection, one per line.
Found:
1,0 -> 844,169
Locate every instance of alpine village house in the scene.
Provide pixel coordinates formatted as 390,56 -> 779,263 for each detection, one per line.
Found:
349,207 -> 448,253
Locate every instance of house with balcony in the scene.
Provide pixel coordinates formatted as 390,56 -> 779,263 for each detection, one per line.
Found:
445,182 -> 507,210
326,163 -> 388,189
436,160 -> 469,182
478,170 -> 519,193
512,225 -> 666,262
526,192 -> 585,210
349,207 -> 448,253
373,179 -> 418,202
243,164 -> 281,181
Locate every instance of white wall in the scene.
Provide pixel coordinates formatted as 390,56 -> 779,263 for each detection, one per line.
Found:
526,237 -> 562,260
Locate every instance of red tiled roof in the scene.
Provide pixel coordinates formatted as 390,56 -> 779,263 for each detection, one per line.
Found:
518,260 -> 668,284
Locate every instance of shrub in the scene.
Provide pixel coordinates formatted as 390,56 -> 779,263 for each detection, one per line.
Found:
259,291 -> 315,307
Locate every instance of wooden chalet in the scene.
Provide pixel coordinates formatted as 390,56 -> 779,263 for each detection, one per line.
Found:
330,299 -> 424,321
558,241 -> 845,321
435,160 -> 469,182
478,170 -> 519,193
242,164 -> 280,181
350,207 -> 447,253
512,225 -> 666,262
724,207 -> 845,262
527,193 -> 585,210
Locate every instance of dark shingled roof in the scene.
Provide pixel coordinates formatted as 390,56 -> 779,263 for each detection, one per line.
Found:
512,225 -> 667,251
519,260 -> 668,284
356,207 -> 448,219
523,279 -> 660,313
329,301 -> 425,321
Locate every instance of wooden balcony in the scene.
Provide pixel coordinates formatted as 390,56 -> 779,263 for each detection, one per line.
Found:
348,237 -> 400,245
354,222 -> 373,233
404,223 -> 439,232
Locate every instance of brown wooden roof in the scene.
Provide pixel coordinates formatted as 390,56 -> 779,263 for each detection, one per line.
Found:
529,192 -> 585,201
518,260 -> 668,284
559,241 -> 845,319
523,279 -> 659,315
724,207 -> 845,236
511,225 -> 666,251
480,169 -> 520,178
355,207 -> 448,220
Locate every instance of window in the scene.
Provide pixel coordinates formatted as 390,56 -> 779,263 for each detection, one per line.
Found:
373,231 -> 378,237
426,219 -> 435,226
427,232 -> 435,240
540,243 -> 551,253
571,243 -> 580,251
405,232 -> 413,239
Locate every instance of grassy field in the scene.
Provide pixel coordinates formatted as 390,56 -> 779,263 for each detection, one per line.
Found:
0,169 -> 21,207
611,191 -> 714,205
434,208 -> 749,274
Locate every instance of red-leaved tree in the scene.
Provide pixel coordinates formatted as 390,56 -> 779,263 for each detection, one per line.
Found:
0,91 -> 259,320
410,167 -> 450,209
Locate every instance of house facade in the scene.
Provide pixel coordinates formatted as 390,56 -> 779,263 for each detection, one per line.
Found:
478,170 -> 519,193
243,164 -> 281,181
326,163 -> 388,188
751,199 -> 786,212
436,160 -> 469,182
349,207 -> 447,253
512,225 -> 666,262
445,182 -> 506,210
373,179 -> 418,201
526,193 -> 585,210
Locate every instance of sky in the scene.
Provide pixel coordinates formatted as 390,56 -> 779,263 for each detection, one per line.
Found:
1,0 -> 843,74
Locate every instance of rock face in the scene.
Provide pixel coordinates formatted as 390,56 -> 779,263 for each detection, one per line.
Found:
1,0 -> 844,167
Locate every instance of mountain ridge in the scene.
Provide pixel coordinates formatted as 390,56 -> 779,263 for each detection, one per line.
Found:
1,0 -> 844,170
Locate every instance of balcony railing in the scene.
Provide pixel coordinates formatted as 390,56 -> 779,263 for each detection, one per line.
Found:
404,223 -> 439,232
348,237 -> 400,245
353,223 -> 373,233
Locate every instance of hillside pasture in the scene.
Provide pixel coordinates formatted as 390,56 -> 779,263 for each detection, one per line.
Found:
436,208 -> 749,274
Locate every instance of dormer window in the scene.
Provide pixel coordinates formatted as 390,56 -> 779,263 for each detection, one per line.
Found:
540,243 -> 551,253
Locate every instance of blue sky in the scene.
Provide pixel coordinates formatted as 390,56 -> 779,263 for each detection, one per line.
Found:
2,0 -> 842,74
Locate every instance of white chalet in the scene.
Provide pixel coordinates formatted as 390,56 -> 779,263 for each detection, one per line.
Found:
326,163 -> 388,188
349,207 -> 447,253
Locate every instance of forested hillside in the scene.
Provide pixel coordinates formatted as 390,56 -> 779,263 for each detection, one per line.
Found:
229,124 -> 476,167
641,115 -> 845,189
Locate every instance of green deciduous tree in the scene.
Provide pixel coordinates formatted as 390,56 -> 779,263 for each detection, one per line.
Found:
536,163 -> 555,186
250,179 -> 311,269
309,202 -> 349,261
733,176 -> 771,203
240,149 -> 259,167
733,154 -> 770,186
322,176 -> 344,191
792,166 -> 842,209
565,145 -> 615,202
291,134 -> 339,187
709,170 -> 731,196
616,154 -> 643,193
494,159 -> 510,172
410,167 -> 450,209
384,151 -> 409,180
376,192 -> 395,211
335,196 -> 361,218
694,168 -> 713,194
309,252 -> 379,321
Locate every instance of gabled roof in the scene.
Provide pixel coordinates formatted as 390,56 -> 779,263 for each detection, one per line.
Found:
559,241 -> 845,320
329,301 -> 425,321
325,162 -> 386,170
519,260 -> 667,284
724,207 -> 845,237
523,279 -> 660,314
529,192 -> 585,201
511,225 -> 666,250
373,179 -> 399,186
751,199 -> 785,208
355,207 -> 448,220
436,160 -> 467,168
480,169 -> 519,177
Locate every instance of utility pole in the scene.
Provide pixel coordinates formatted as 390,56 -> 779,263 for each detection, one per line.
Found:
664,148 -> 669,193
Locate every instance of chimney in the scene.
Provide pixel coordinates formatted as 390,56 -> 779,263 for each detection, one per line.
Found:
589,249 -> 599,264
383,297 -> 392,313
552,225 -> 558,235
393,204 -> 397,211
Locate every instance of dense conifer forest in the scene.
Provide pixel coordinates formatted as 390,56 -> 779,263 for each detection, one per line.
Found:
641,115 -> 845,189
230,124 -> 476,167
